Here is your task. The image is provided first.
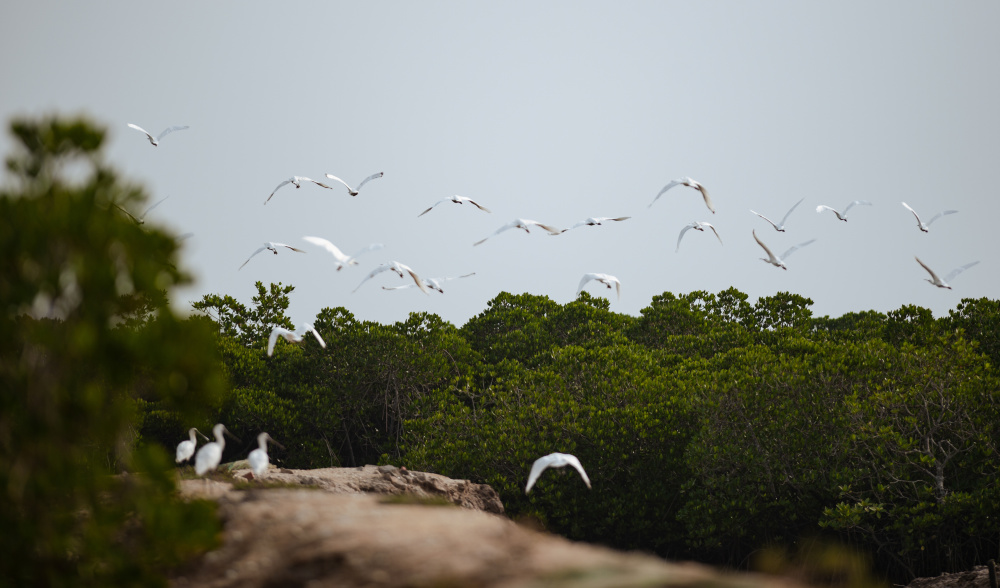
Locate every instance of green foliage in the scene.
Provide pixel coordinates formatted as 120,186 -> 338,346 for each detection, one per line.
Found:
190,283 -> 1000,583
0,116 -> 225,586
192,281 -> 295,347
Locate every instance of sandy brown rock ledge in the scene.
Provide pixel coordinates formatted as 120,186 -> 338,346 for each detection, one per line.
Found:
173,465 -> 804,588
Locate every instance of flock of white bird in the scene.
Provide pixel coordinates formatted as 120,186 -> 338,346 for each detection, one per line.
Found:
132,122 -> 975,495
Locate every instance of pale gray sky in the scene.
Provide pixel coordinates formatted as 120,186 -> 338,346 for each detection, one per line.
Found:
3,2 -> 997,328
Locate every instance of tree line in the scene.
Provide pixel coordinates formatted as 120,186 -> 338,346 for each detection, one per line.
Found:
170,282 -> 1000,584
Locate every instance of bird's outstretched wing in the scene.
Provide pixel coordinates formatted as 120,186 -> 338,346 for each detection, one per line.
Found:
693,182 -> 716,214
649,180 -> 683,208
779,198 -> 805,226
396,263 -> 430,294
302,323 -> 327,348
352,264 -> 392,293
473,221 -> 518,246
925,209 -> 959,227
141,196 -> 170,219
753,229 -> 779,263
781,239 -> 816,261
914,257 -> 941,283
112,203 -> 141,224
561,454 -> 592,488
703,222 -> 724,246
525,455 -> 556,493
843,200 -> 872,215
127,123 -> 155,142
901,202 -> 923,227
303,236 -> 350,263
324,174 -> 355,194
353,172 -> 384,193
750,209 -> 779,230
265,180 -> 292,204
267,327 -> 296,356
239,245 -> 269,270
944,261 -> 980,283
418,199 -> 449,217
676,224 -> 696,252
155,125 -> 189,141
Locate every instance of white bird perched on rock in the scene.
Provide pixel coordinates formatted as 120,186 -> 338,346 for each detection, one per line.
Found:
560,216 -> 631,233
127,123 -> 189,147
176,428 -> 210,464
248,432 -> 285,478
901,202 -> 958,233
194,423 -> 240,476
302,236 -> 383,270
815,200 -> 872,221
418,195 -> 491,217
649,177 -> 715,213
750,198 -> 805,232
676,221 -> 723,253
239,242 -> 306,270
474,218 -> 562,246
265,176 -> 333,204
267,323 -> 326,357
353,261 -> 430,294
753,229 -> 816,270
914,257 -> 979,289
382,272 -> 476,293
324,172 -> 383,196
525,452 -> 592,494
113,196 -> 169,226
577,273 -> 621,300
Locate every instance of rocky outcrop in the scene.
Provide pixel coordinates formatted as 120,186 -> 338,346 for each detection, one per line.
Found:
173,464 -> 806,588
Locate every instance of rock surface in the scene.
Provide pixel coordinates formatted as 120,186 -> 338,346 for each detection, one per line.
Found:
171,464 -> 806,588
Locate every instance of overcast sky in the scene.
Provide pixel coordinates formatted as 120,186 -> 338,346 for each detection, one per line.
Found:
3,2 -> 997,329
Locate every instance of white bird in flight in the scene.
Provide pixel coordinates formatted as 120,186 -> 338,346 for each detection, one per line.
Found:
265,176 -> 334,204
577,273 -> 621,300
750,198 -> 805,232
816,200 -> 872,221
267,323 -> 326,357
525,452 -> 592,494
194,423 -> 240,476
127,123 -> 189,147
418,195 -> 491,217
353,261 -> 430,294
753,229 -> 816,270
560,216 -> 631,233
676,221 -> 724,253
175,428 -> 210,464
474,218 -> 562,246
914,257 -> 979,289
324,172 -> 383,196
382,272 -> 476,293
239,242 -> 306,270
248,432 -> 285,478
649,177 -> 715,214
901,202 -> 958,233
302,236 -> 383,270
113,195 -> 169,225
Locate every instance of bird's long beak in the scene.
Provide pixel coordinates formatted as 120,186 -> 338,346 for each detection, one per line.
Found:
271,438 -> 286,450
197,430 -> 211,441
224,427 -> 241,443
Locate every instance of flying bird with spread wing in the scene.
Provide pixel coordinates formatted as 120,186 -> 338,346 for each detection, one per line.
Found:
382,272 -> 476,293
560,216 -> 631,233
127,123 -> 189,146
577,273 -> 621,300
914,257 -> 979,289
264,176 -> 333,204
750,198 -> 805,232
418,195 -> 491,217
901,202 -> 958,233
816,200 -> 872,221
473,218 -> 562,246
302,236 -> 383,270
324,172 -> 383,196
239,242 -> 306,270
525,452 -> 592,494
267,323 -> 326,357
753,229 -> 816,270
353,261 -> 430,294
649,177 -> 715,213
676,221 -> 723,252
